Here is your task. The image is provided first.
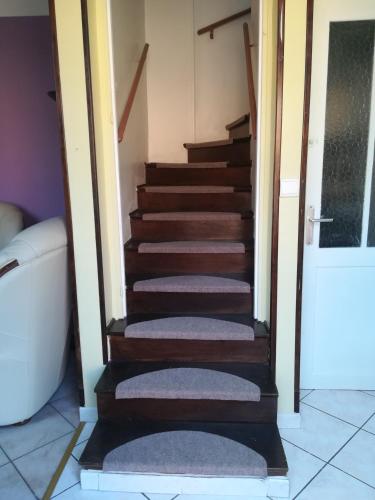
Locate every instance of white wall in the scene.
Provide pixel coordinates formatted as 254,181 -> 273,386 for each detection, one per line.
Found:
110,0 -> 148,244
0,0 -> 48,16
146,0 -> 256,162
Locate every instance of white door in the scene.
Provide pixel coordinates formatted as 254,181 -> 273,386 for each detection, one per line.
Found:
301,0 -> 375,389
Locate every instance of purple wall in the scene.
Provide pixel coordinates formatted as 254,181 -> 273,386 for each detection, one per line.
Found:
0,16 -> 64,227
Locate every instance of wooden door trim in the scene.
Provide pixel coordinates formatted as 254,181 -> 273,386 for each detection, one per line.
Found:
294,0 -> 314,412
270,0 -> 285,372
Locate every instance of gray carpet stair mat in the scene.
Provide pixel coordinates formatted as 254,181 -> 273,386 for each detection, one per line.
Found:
133,275 -> 251,293
143,185 -> 235,193
142,211 -> 242,221
115,368 -> 260,402
103,430 -> 267,477
125,316 -> 254,340
153,162 -> 228,169
115,367 -> 261,401
138,241 -> 245,254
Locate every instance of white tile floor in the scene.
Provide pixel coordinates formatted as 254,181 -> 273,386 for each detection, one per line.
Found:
1,362 -> 375,500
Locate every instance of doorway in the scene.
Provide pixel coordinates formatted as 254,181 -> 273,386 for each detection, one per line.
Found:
301,0 -> 375,389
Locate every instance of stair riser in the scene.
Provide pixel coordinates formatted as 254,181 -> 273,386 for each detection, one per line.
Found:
146,166 -> 251,186
125,252 -> 253,277
137,192 -> 251,212
97,394 -> 277,423
109,336 -> 269,363
228,122 -> 250,139
187,141 -> 250,163
127,291 -> 252,315
130,219 -> 253,241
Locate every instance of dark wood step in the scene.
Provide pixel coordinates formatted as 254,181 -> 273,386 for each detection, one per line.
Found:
126,289 -> 252,315
226,114 -> 250,139
145,162 -> 251,186
130,209 -> 253,241
95,362 -> 277,423
184,136 -> 251,163
124,239 -> 254,283
79,420 -> 288,477
108,318 -> 269,363
137,185 -> 252,212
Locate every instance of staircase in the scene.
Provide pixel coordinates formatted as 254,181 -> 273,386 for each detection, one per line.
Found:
79,116 -> 288,497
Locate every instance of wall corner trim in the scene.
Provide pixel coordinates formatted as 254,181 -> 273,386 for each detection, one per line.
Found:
277,412 -> 301,429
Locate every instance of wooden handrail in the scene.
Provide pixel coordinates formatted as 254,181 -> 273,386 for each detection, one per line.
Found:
197,8 -> 251,39
118,43 -> 149,143
243,23 -> 257,138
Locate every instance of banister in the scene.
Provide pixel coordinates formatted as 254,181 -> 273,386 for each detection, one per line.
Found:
243,22 -> 257,138
197,8 -> 251,39
118,43 -> 149,143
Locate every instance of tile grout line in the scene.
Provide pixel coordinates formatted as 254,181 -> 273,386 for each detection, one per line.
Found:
0,443 -> 38,499
295,409 -> 375,498
300,401 -> 362,428
299,389 -> 314,401
11,428 -> 75,462
293,462 -> 328,500
51,481 -> 80,498
326,410 -> 375,464
48,400 -> 79,429
329,463 -> 375,491
281,437 -> 328,463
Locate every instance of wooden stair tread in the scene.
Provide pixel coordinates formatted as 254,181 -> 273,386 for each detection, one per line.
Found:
136,241 -> 246,254
124,316 -> 253,340
79,421 -> 287,476
132,275 -> 251,293
226,113 -> 250,130
96,362 -> 276,397
138,185 -> 251,193
130,209 -> 253,221
108,317 -> 268,336
125,239 -> 252,254
184,136 -> 251,149
147,162 -> 229,169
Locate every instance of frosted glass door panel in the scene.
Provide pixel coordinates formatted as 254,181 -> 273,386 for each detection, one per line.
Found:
320,21 -> 375,248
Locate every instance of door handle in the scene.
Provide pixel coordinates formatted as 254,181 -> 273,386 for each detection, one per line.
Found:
306,206 -> 333,245
308,217 -> 334,223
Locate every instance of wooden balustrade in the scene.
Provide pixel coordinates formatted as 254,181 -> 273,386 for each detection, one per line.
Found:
118,43 -> 149,143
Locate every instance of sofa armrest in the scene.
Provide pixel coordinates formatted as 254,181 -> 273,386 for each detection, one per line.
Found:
0,259 -> 19,278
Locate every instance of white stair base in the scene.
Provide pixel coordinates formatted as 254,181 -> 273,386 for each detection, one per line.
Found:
81,469 -> 290,498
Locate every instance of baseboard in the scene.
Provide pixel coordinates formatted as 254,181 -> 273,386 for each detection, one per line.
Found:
79,406 -> 98,423
277,412 -> 301,429
81,470 -> 290,498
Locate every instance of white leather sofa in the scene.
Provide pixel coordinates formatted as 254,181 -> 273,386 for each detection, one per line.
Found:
0,202 -> 23,250
0,217 -> 71,425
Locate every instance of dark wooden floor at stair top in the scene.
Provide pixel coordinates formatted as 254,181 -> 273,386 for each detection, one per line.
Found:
79,420 -> 288,476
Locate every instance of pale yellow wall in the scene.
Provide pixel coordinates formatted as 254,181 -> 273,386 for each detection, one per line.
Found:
110,0 -> 148,245
255,0 -> 278,323
54,0 -> 104,406
87,0 -> 124,322
145,0 -> 195,162
145,0 -> 254,162
276,0 -> 307,413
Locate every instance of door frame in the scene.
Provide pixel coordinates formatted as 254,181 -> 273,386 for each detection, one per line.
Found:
294,0 -> 314,412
